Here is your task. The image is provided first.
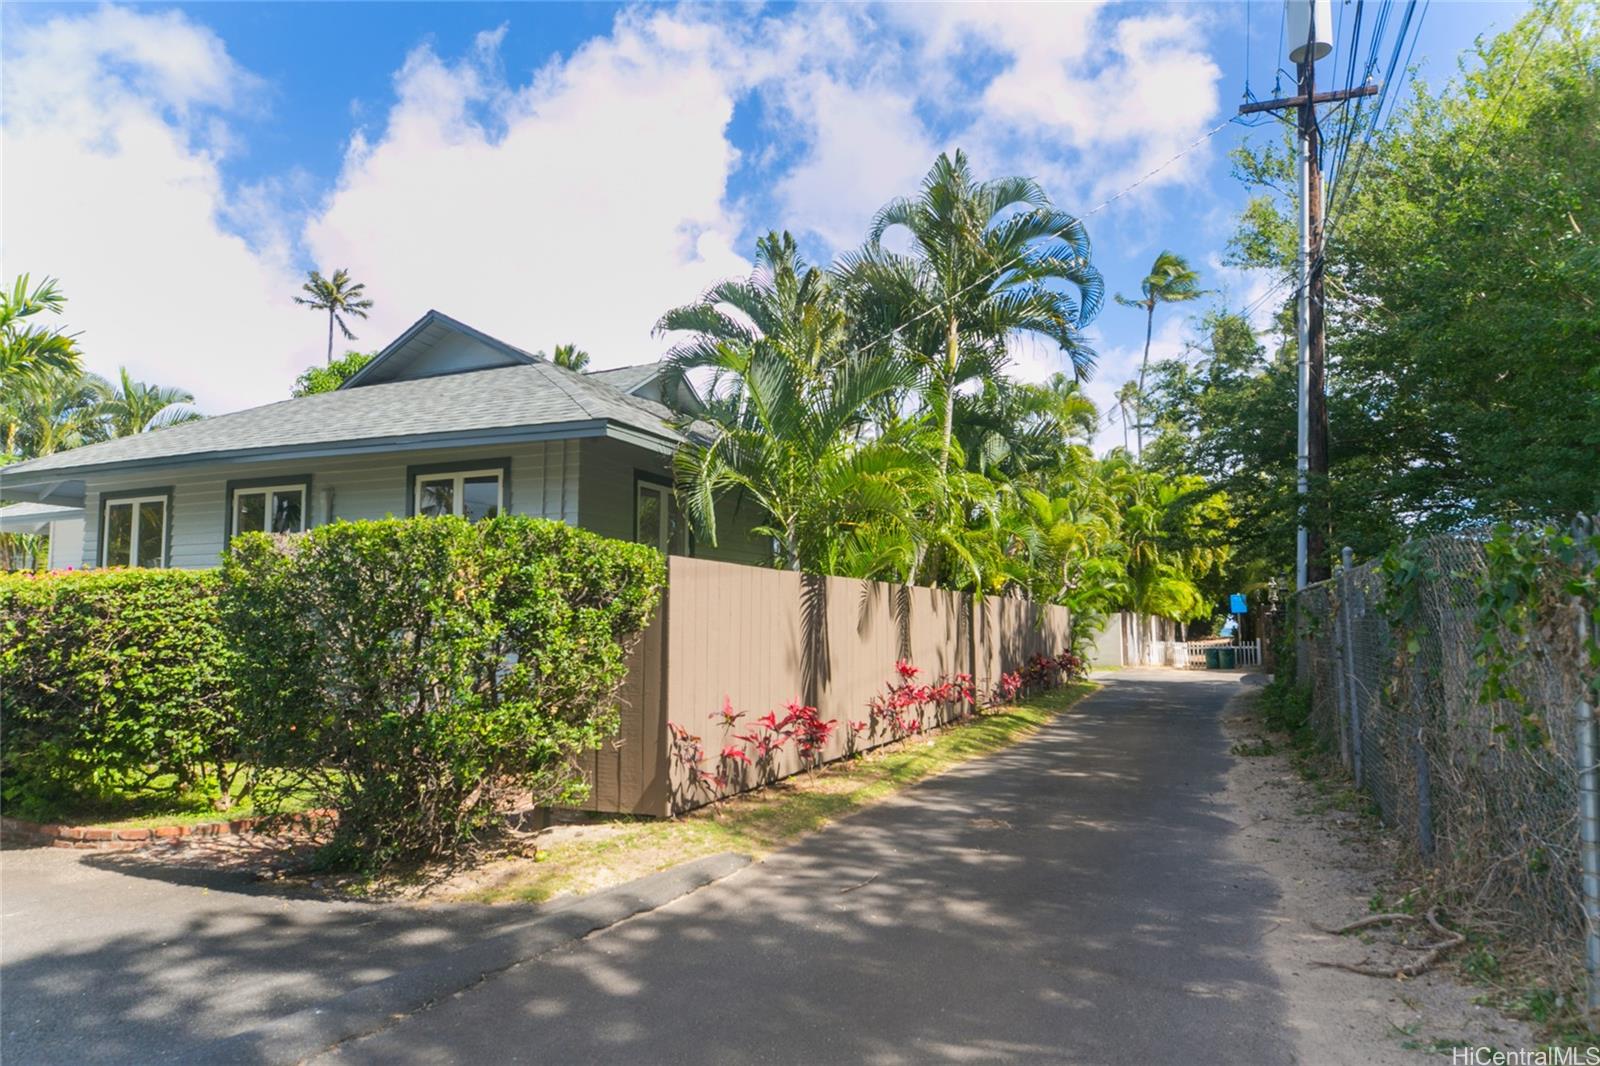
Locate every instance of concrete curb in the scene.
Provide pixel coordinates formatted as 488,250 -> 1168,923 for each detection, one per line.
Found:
171,852 -> 751,1065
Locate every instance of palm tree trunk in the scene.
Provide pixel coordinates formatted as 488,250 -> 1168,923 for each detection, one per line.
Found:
326,310 -> 336,366
1135,303 -> 1154,459
940,315 -> 958,478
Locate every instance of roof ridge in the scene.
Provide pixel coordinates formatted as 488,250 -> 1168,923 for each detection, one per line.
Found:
533,360 -> 605,420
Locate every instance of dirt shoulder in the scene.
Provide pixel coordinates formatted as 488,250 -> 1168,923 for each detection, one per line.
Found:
1220,686 -> 1539,1061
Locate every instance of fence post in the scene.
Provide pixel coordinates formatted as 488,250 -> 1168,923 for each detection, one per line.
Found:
1413,726 -> 1435,857
1331,556 -> 1353,769
1340,546 -> 1363,788
1575,515 -> 1600,1016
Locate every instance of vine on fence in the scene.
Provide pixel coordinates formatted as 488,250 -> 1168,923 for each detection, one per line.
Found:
1475,522 -> 1600,719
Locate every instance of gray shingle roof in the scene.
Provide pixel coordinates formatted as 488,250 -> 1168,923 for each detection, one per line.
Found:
0,501 -> 84,531
0,361 -> 683,483
585,363 -> 663,396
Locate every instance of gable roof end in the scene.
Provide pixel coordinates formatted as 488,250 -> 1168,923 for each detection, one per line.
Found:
341,309 -> 543,389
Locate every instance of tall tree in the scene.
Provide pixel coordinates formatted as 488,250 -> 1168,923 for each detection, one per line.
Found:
101,367 -> 202,436
1114,380 -> 1141,455
841,150 -> 1104,478
549,344 -> 591,372
1114,251 -> 1205,458
5,369 -> 108,459
658,232 -> 920,571
294,269 -> 373,365
1,275 -> 81,390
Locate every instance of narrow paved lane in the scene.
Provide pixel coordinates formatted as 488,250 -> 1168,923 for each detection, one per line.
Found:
323,670 -> 1290,1065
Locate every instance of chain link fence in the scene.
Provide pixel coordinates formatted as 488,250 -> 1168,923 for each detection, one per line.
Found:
1293,528 -> 1597,990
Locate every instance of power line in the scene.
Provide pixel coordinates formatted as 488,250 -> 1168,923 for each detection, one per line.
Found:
1326,0 -> 1428,235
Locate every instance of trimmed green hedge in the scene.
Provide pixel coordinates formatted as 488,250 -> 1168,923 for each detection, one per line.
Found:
222,515 -> 664,867
0,569 -> 241,818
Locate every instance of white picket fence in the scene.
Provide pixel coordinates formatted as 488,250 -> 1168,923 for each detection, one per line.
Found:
1176,638 -> 1262,669
1089,613 -> 1263,671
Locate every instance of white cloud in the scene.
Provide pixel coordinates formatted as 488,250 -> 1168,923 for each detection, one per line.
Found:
2,2 -> 1231,418
1,7 -> 314,412
303,10 -> 752,370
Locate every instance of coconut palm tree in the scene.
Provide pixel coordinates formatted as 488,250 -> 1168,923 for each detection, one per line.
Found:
840,150 -> 1104,479
550,344 -> 591,372
1,275 -> 81,389
1115,250 -> 1205,457
294,268 -> 373,365
101,367 -> 202,436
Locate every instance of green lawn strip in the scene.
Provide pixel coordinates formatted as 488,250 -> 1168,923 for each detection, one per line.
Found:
14,769 -> 318,830
464,681 -> 1097,905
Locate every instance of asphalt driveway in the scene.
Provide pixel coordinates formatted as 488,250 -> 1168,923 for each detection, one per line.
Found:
317,669 -> 1288,1064
0,831 -> 533,1063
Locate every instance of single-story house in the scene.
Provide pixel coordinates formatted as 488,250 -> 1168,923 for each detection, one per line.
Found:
0,310 -> 768,570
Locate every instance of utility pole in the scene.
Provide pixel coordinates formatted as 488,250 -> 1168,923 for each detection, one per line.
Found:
1238,2 -> 1377,589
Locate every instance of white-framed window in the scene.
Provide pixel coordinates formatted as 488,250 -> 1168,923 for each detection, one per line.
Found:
231,484 -> 307,536
102,494 -> 168,568
414,468 -> 504,521
635,480 -> 670,551
630,476 -> 681,550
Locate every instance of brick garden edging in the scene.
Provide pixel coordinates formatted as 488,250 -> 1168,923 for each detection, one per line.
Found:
0,812 -> 333,852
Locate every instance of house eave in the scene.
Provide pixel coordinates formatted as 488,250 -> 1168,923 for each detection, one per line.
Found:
0,419 -> 680,490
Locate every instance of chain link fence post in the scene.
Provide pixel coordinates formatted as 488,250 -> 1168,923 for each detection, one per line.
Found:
1576,515 -> 1600,1016
1340,546 -> 1363,788
1331,553 -> 1353,769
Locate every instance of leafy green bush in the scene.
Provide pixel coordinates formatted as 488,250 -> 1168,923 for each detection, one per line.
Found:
221,515 -> 664,868
0,570 -> 241,817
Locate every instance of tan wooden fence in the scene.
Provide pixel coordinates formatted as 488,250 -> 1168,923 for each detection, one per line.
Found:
575,556 -> 1071,816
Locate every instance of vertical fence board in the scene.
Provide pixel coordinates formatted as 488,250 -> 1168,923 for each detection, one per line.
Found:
580,559 -> 1081,815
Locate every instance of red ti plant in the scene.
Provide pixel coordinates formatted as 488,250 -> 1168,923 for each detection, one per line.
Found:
997,671 -> 1023,703
668,722 -> 726,809
1056,649 -> 1088,682
710,695 -> 746,731
733,710 -> 792,784
779,700 -> 836,772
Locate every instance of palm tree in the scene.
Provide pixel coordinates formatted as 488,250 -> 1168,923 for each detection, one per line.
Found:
658,233 -> 919,571
550,344 -> 591,372
294,269 -> 373,365
1115,251 -> 1205,458
101,367 -> 201,436
2,275 -> 81,389
952,373 -> 1098,481
5,369 -> 108,459
841,150 -> 1104,479
1114,380 -> 1141,455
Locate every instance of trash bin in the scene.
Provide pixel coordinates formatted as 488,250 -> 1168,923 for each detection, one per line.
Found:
1204,648 -> 1221,670
1219,647 -> 1237,670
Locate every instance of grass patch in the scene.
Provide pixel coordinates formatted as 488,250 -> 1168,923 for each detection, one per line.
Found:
459,682 -> 1097,905
10,768 -> 317,829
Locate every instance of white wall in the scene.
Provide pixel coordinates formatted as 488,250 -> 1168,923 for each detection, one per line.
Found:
79,440 -> 579,570
47,518 -> 84,570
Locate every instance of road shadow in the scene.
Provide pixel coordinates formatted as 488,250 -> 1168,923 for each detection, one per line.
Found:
325,672 -> 1294,1065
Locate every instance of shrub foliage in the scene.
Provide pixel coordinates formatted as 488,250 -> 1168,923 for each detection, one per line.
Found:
221,516 -> 664,867
0,570 -> 241,817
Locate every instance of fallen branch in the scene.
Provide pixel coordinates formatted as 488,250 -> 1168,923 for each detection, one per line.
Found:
838,873 -> 879,894
1313,912 -> 1423,936
1313,906 -> 1466,979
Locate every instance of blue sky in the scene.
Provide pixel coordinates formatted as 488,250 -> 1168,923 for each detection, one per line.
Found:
0,1 -> 1527,446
